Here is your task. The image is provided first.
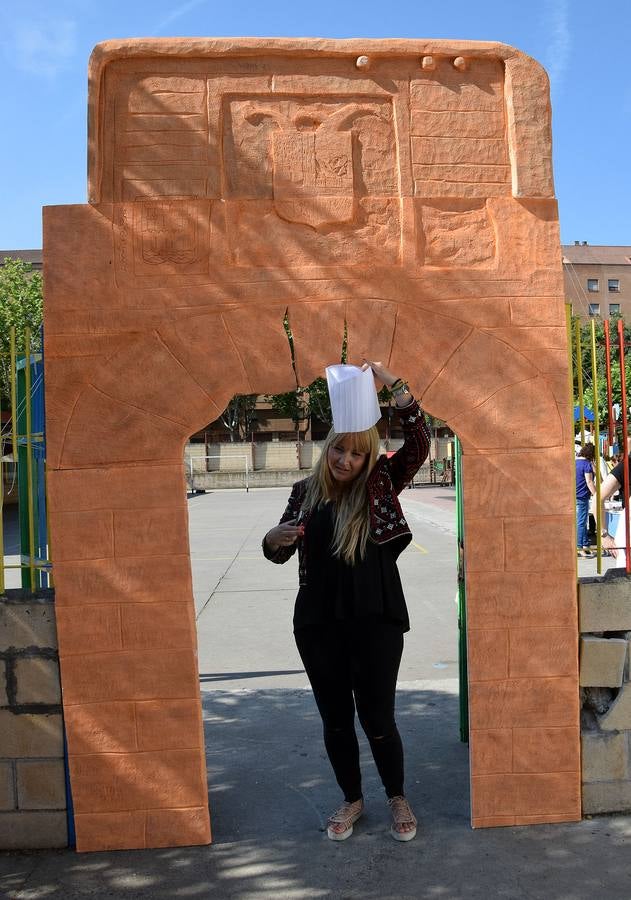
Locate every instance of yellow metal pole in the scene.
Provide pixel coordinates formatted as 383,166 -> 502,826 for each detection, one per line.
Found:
566,304 -> 575,416
565,303 -> 578,566
9,328 -> 17,463
575,319 -> 586,444
24,328 -> 36,592
591,321 -> 602,574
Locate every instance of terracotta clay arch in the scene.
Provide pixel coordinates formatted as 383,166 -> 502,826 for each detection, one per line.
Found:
44,39 -> 579,851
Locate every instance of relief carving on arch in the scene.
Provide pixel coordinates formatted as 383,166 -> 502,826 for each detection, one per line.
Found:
43,40 -> 578,852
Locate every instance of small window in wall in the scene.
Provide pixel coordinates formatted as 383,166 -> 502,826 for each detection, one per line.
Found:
608,279 -> 620,292
588,303 -> 600,317
609,303 -> 621,316
587,279 -> 599,292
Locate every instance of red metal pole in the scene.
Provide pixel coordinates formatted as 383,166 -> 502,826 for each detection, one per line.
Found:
617,319 -> 630,573
604,320 -> 615,448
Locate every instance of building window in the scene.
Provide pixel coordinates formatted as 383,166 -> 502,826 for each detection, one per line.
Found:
609,303 -> 621,316
587,279 -> 599,292
588,303 -> 600,317
608,279 -> 620,292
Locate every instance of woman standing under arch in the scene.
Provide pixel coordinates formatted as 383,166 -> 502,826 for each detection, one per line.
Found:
263,360 -> 430,842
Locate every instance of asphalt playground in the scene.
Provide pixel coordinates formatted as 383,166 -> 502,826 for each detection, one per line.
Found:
2,485 -> 631,899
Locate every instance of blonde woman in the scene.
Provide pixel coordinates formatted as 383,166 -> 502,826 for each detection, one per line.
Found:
263,360 -> 430,842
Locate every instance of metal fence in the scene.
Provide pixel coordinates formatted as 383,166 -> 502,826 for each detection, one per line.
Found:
568,306 -> 631,574
1,326 -> 51,593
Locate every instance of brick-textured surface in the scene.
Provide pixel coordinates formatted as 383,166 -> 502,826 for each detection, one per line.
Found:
579,577 -> 631,632
0,811 -> 67,849
14,658 -> 62,705
16,760 -> 66,810
580,636 -> 627,688
0,762 -> 15,811
45,37 -> 578,848
581,732 -> 629,783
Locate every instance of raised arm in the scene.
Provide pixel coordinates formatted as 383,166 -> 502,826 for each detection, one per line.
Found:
362,360 -> 431,494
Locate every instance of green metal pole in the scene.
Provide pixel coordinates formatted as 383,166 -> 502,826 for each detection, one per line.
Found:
566,304 -> 579,578
590,321 -> 602,574
575,319 -> 586,444
455,435 -> 468,743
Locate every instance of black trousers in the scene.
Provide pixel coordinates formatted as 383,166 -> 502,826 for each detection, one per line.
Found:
295,618 -> 405,803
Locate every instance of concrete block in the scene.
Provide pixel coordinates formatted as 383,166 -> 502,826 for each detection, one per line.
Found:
0,762 -> 15,811
599,682 -> 631,731
579,578 -> 631,632
14,658 -> 61,705
580,636 -> 627,687
16,760 -> 66,810
582,780 -> 631,815
0,811 -> 67,849
581,732 -> 629,783
0,711 -> 64,757
0,603 -> 57,651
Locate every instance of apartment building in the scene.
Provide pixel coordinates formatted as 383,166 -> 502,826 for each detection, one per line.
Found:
563,243 -> 631,319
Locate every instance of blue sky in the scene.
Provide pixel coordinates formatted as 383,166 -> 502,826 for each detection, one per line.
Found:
1,0 -> 629,249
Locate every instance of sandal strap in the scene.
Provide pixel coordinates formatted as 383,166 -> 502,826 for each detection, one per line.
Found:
328,800 -> 363,826
388,796 -> 417,826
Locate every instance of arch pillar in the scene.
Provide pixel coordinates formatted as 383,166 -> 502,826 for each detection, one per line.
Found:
44,38 -> 580,850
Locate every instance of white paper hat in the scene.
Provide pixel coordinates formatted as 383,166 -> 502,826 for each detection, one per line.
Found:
325,364 -> 382,433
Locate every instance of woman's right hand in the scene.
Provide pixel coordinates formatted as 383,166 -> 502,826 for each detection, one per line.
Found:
264,519 -> 304,552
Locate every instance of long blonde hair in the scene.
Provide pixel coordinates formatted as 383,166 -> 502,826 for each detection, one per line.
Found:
302,426 -> 380,563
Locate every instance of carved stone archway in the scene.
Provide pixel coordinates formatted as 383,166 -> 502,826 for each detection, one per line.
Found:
44,39 -> 580,851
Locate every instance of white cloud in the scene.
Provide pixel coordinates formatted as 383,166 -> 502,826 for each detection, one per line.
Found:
11,18 -> 77,77
541,0 -> 571,95
152,0 -> 209,35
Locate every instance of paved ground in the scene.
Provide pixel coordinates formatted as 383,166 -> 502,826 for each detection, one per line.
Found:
3,485 -> 631,898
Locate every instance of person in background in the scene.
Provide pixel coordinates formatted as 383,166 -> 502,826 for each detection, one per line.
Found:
576,444 -> 596,558
601,444 -> 631,568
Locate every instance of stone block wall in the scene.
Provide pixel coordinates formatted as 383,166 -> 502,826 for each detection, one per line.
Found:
0,590 -> 68,848
579,575 -> 631,814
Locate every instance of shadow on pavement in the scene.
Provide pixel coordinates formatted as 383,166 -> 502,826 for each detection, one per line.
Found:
2,685 -> 631,899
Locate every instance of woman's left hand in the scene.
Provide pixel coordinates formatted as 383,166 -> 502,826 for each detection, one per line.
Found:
362,359 -> 398,388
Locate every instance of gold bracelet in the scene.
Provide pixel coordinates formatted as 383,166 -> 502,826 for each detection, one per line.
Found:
391,381 -> 410,398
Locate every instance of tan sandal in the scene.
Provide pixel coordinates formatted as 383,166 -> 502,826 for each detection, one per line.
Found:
388,795 -> 417,842
326,798 -> 363,842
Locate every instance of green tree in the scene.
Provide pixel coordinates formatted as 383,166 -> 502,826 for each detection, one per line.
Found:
0,258 -> 43,401
571,314 -> 631,441
265,312 -> 398,429
219,393 -> 258,442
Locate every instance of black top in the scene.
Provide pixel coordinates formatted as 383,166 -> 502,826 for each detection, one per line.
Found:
612,458 -> 631,508
293,502 -> 409,633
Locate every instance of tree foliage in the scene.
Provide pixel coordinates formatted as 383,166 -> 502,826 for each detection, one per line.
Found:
0,258 -> 43,400
571,314 -> 631,442
219,393 -> 258,442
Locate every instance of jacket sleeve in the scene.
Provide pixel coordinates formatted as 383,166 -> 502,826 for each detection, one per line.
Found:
262,481 -> 304,564
387,399 -> 431,494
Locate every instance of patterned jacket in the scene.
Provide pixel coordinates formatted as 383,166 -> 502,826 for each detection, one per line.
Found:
262,400 -> 431,585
